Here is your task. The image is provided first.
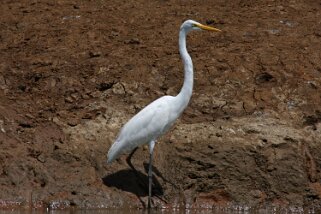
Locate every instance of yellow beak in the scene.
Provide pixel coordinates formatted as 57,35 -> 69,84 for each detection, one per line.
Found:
195,23 -> 221,32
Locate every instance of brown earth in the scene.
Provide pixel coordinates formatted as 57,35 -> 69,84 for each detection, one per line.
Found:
0,0 -> 321,211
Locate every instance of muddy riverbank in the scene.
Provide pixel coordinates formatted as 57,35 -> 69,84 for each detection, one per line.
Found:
0,0 -> 321,210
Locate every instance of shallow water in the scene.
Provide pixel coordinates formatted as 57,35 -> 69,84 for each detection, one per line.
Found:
0,207 -> 319,214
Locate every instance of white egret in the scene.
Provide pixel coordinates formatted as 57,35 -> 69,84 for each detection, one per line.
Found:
107,20 -> 221,208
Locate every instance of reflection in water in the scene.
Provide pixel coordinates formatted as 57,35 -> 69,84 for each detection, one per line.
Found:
0,206 -> 320,214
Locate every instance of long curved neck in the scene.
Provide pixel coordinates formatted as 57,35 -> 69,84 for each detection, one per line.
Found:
175,28 -> 193,113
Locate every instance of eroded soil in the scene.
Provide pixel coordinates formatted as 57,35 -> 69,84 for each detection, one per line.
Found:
0,0 -> 321,210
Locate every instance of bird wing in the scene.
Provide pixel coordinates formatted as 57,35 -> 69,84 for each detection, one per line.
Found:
107,96 -> 175,163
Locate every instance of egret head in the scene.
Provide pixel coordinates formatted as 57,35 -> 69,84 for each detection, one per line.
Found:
181,20 -> 221,33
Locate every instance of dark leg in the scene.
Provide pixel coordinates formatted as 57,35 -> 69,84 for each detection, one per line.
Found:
148,141 -> 155,209
126,147 -> 138,172
126,147 -> 146,188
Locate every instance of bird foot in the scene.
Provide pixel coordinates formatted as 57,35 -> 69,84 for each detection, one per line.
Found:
146,196 -> 155,209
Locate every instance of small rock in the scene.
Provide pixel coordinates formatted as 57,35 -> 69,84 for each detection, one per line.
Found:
0,75 -> 7,90
67,118 -> 80,127
124,38 -> 140,45
267,29 -> 281,35
90,91 -> 101,98
82,94 -> 90,100
65,96 -> 74,103
109,30 -> 119,38
89,51 -> 101,58
0,120 -> 5,133
280,20 -> 296,27
25,113 -> 34,119
37,154 -> 46,163
307,81 -> 317,89
112,82 -> 125,95
70,93 -> 79,100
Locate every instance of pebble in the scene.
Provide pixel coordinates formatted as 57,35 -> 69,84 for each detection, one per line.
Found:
65,96 -> 74,103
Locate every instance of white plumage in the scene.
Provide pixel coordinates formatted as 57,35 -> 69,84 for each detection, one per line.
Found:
108,96 -> 179,163
106,20 -> 221,208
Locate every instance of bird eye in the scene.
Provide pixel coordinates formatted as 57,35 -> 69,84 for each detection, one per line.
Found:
192,24 -> 198,28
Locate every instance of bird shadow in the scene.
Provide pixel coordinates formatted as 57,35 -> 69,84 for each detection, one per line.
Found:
102,168 -> 164,197
143,163 -> 178,189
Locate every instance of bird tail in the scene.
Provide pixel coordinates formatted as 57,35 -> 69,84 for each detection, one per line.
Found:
107,141 -> 122,163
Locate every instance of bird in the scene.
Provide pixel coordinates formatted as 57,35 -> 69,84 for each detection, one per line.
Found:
107,20 -> 221,208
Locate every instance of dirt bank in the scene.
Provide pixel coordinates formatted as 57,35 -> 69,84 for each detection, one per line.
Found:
0,0 -> 321,210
